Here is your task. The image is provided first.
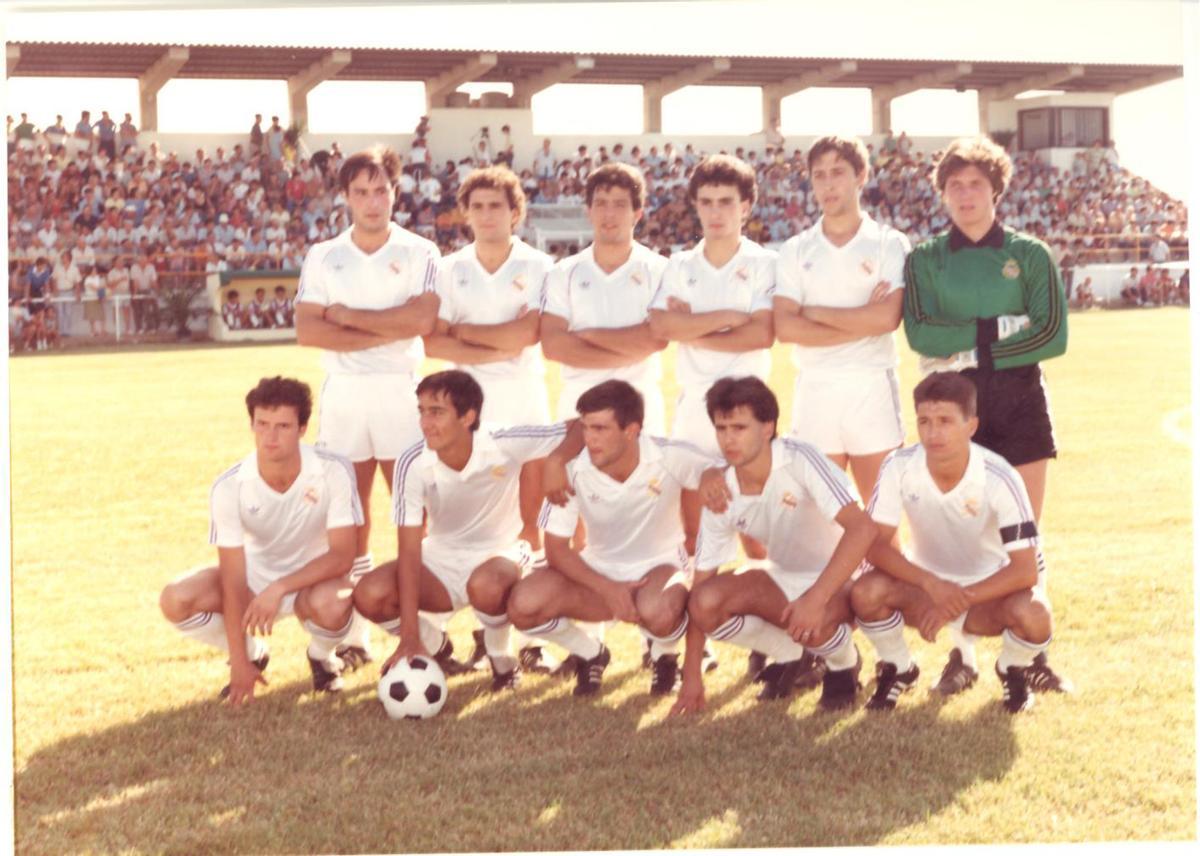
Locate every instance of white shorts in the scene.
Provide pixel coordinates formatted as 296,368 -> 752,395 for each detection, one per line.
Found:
556,378 -> 665,436
246,568 -> 300,616
424,539 -> 533,611
316,373 -> 422,463
581,545 -> 689,584
475,374 -> 551,426
736,561 -> 820,602
790,368 -> 904,457
671,388 -> 721,458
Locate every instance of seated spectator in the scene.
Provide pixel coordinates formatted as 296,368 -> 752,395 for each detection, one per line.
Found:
221,289 -> 245,330
246,286 -> 270,329
270,284 -> 293,328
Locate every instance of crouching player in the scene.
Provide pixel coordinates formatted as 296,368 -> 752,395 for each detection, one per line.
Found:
507,380 -> 715,697
159,377 -> 362,703
673,377 -> 878,714
850,372 -> 1055,713
353,370 -> 581,690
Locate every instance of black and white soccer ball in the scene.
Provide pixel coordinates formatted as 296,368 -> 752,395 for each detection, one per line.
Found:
378,655 -> 448,720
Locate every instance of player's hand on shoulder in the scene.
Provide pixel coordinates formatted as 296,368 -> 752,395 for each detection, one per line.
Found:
542,457 -> 573,506
226,658 -> 268,706
698,466 -> 732,513
243,583 -> 284,636
669,676 -> 706,717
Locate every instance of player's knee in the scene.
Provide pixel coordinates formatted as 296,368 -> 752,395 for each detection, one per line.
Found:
352,574 -> 394,622
505,580 -> 546,630
1009,594 -> 1052,644
159,582 -> 189,623
849,571 -> 890,619
638,597 -> 683,638
307,583 -> 352,628
687,579 -> 724,631
466,569 -> 511,615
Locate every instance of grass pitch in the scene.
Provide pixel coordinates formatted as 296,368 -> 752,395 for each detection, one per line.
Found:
8,308 -> 1195,853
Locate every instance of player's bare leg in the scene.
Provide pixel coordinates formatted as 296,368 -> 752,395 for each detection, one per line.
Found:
294,575 -> 356,693
466,556 -> 524,690
507,567 -> 614,695
681,490 -> 702,557
339,457 -> 395,668
963,587 -> 1055,712
352,560 -> 468,673
518,460 -> 545,551
848,448 -> 895,503
633,563 -> 692,694
850,571 -> 929,709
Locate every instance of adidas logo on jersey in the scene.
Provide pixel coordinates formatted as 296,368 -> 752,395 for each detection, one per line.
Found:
247,504 -> 261,515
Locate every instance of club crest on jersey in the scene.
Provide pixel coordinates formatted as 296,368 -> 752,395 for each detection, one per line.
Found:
630,270 -> 644,286
734,265 -> 749,281
860,259 -> 875,276
781,492 -> 798,509
647,478 -> 662,496
389,261 -> 404,276
303,487 -> 320,505
1002,259 -> 1021,279
961,497 -> 980,517
491,465 -> 508,479
511,274 -> 527,292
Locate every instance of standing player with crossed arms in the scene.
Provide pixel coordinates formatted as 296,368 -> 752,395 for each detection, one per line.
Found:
295,145 -> 442,672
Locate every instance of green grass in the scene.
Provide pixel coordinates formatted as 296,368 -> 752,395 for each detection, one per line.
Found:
9,308 -> 1195,852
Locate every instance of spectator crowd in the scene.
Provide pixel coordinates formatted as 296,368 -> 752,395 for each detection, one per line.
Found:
7,110 -> 1190,349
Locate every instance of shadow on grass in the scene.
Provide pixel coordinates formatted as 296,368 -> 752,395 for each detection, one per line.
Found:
15,657 -> 1019,854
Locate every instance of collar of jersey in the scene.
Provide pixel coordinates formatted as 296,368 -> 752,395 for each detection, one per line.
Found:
914,441 -> 986,498
814,214 -> 878,253
340,222 -> 398,259
241,444 -> 315,492
429,428 -> 503,479
694,238 -> 747,276
577,433 -> 661,484
587,242 -> 643,281
947,221 -> 1005,252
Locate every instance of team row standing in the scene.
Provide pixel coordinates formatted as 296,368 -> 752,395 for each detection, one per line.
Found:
160,133 -> 1070,707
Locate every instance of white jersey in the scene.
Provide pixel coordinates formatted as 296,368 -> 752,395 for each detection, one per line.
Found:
775,215 -> 910,371
208,445 -> 362,584
867,442 -> 1041,585
296,223 -> 440,376
540,435 -> 714,579
651,238 -> 776,387
436,238 -> 553,381
696,438 -> 859,576
392,422 -> 568,551
540,242 -> 668,390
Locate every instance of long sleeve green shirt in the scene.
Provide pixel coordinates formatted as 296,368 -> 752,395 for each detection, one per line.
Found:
903,222 -> 1068,370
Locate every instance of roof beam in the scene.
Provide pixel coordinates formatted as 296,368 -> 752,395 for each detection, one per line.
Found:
644,57 -> 731,98
1110,66 -> 1183,95
979,64 -> 1085,101
768,59 -> 858,99
875,62 -> 974,100
7,45 -> 19,77
424,52 -> 498,108
288,49 -> 351,133
511,56 -> 594,107
138,46 -> 190,132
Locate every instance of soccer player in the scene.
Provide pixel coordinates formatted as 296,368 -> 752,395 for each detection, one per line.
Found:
673,377 -> 879,714
647,154 -> 776,552
352,370 -> 580,689
540,163 -> 670,435
851,372 -> 1055,713
773,135 -> 911,500
902,136 -> 1069,695
425,166 -> 555,552
158,377 -> 362,703
507,380 -> 715,697
295,144 -> 441,667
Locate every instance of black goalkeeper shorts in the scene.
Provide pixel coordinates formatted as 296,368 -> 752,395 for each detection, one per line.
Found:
960,364 -> 1057,466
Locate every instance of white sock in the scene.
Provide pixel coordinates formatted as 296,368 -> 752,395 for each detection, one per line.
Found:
808,622 -> 858,671
858,611 -> 912,672
304,615 -> 353,663
377,615 -> 446,655
473,608 -> 513,659
173,611 -> 266,660
342,554 -> 375,650
709,614 -> 806,663
523,617 -> 603,660
641,615 -> 688,660
996,628 -> 1050,673
951,625 -> 980,671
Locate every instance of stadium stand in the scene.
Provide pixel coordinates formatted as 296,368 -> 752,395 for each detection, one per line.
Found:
6,112 -> 1190,348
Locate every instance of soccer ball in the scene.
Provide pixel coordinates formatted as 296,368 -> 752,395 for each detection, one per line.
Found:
378,656 -> 448,720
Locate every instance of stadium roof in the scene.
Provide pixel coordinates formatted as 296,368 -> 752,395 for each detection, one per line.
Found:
4,42 -> 1182,95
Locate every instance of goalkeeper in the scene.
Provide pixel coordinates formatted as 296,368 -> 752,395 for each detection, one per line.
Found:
901,135 -> 1070,697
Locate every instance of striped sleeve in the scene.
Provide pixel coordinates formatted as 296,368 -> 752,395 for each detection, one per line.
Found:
315,449 -> 364,529
420,248 -> 439,294
492,422 -> 569,465
867,450 -> 903,528
750,251 -> 777,312
989,240 -> 1068,367
784,439 -> 860,522
653,436 -> 719,491
391,441 -> 427,527
986,459 -> 1039,552
294,244 -> 328,305
540,491 -> 579,541
208,464 -> 244,547
541,262 -> 569,318
773,239 -> 804,304
435,257 -> 457,324
901,244 -> 977,357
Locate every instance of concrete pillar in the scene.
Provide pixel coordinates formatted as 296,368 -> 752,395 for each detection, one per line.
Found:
871,90 -> 892,135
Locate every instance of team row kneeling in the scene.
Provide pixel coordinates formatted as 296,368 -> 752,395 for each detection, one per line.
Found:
160,368 -> 1059,717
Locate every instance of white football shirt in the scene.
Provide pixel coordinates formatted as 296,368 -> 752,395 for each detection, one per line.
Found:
696,438 -> 859,577
540,242 -> 668,390
392,422 -> 568,552
436,238 -> 553,381
775,215 -> 910,371
209,445 -> 362,583
650,238 -> 776,387
296,223 -> 440,376
867,442 -> 1040,584
540,435 -> 715,579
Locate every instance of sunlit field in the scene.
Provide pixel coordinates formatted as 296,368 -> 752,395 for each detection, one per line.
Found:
9,307 -> 1194,853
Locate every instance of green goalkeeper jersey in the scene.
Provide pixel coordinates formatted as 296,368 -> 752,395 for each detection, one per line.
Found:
903,222 -> 1068,370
